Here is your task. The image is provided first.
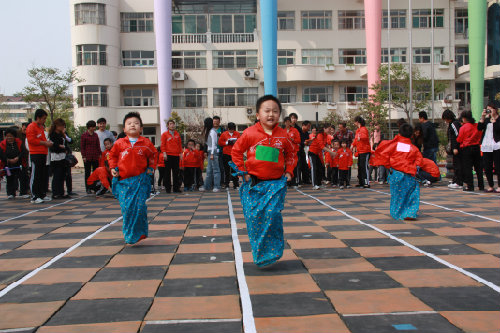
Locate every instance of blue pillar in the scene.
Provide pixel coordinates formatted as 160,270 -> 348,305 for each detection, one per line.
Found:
260,0 -> 278,97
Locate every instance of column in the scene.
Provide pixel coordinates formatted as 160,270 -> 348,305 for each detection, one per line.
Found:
468,0 -> 487,121
154,0 -> 172,133
364,0 -> 382,98
260,0 -> 278,97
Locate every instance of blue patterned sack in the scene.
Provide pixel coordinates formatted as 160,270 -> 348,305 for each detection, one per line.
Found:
388,169 -> 420,220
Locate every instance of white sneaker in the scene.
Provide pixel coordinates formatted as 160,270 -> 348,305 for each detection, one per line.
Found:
7,195 -> 14,200
43,196 -> 52,201
339,185 -> 345,189
199,187 -> 205,192
378,181 -> 384,185
31,198 -> 44,204
21,194 -> 30,199
448,183 -> 461,189
213,188 -> 220,193
312,185 -> 321,190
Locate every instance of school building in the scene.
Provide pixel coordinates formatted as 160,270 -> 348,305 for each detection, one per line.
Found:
70,0 -> 500,142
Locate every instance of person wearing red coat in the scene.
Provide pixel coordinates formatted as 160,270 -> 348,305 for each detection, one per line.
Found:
352,116 -> 371,188
308,127 -> 336,189
337,141 -> 353,189
182,140 -> 199,191
160,120 -> 182,193
325,140 -> 340,187
0,128 -> 28,199
284,117 -> 301,187
218,122 -> 240,189
456,111 -> 484,191
194,142 -> 205,189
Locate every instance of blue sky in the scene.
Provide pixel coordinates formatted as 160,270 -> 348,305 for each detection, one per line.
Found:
0,1 -> 71,95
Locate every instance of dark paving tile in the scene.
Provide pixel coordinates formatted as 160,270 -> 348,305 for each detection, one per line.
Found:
4,227 -> 56,235
417,244 -> 483,255
91,266 -> 167,282
148,230 -> 185,237
50,255 -> 112,268
282,222 -> 318,227
0,270 -> 26,285
468,268 -> 500,285
142,321 -> 242,333
367,257 -> 447,271
46,298 -> 153,325
476,227 -> 500,234
0,248 -> 68,259
410,287 -> 500,311
387,229 -> 437,237
120,245 -> 177,254
243,260 -> 308,276
323,225 -> 373,232
191,215 -> 230,221
181,236 -> 233,244
251,292 -> 335,317
240,242 -> 290,252
80,239 -> 126,247
156,277 -> 238,297
285,232 -> 335,239
313,271 -> 402,291
0,282 -> 83,303
187,224 -> 229,229
343,313 -> 463,333
342,238 -> 402,247
0,240 -> 26,251
449,235 -> 500,244
295,247 -> 360,259
170,253 -> 234,264
439,216 -> 489,223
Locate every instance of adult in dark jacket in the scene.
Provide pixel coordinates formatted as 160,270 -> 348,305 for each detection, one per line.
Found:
0,127 -> 27,199
442,109 -> 462,188
49,118 -> 69,199
477,103 -> 500,193
418,111 -> 439,163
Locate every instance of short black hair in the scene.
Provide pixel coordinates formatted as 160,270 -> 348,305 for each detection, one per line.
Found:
111,130 -> 117,136
86,120 -> 97,129
213,115 -> 221,120
34,109 -> 47,120
97,118 -> 106,124
332,139 -> 340,144
487,101 -> 498,111
340,140 -> 348,145
22,122 -> 29,127
227,122 -> 236,130
289,113 -> 298,119
354,116 -> 366,126
187,139 -> 195,145
302,120 -> 311,126
441,109 -> 456,121
123,112 -> 143,127
460,110 -> 475,124
399,123 -> 414,138
339,122 -> 347,128
5,127 -> 18,137
167,119 -> 175,125
396,118 -> 407,128
103,138 -> 113,144
256,95 -> 282,114
418,111 -> 428,120
283,116 -> 291,122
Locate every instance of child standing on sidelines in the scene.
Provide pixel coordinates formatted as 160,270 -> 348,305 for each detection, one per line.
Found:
231,95 -> 297,267
325,140 -> 340,187
182,139 -> 198,191
87,138 -> 114,196
156,146 -> 165,190
109,112 -> 157,244
194,142 -> 205,190
337,140 -> 353,189
218,122 -> 241,190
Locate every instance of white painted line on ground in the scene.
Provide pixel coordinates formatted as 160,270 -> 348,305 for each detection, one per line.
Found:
296,189 -> 500,294
227,190 -> 257,333
147,319 -> 241,325
343,311 -> 438,317
367,188 -> 500,224
0,328 -> 36,333
0,194 -> 159,299
447,187 -> 500,197
0,195 -> 87,225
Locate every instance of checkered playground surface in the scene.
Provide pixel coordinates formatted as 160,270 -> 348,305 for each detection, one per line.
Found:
0,173 -> 499,333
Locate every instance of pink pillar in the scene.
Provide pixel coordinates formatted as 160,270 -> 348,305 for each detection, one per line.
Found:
364,0 -> 382,98
154,0 -> 172,134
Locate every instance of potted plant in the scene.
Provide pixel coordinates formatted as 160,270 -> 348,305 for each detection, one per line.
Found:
345,63 -> 355,71
439,61 -> 450,69
324,63 -> 335,71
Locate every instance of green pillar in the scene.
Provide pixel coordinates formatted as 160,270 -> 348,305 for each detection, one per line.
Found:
468,0 -> 487,120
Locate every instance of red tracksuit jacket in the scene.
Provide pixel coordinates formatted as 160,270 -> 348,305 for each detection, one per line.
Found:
26,122 -> 48,155
218,130 -> 241,155
286,127 -> 301,152
353,126 -> 371,154
99,149 -> 111,168
108,136 -> 157,179
160,130 -> 182,156
374,136 -> 422,176
338,148 -> 353,170
456,123 -> 482,148
182,148 -> 199,168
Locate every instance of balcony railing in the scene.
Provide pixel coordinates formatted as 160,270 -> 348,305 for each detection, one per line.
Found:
172,31 -> 256,44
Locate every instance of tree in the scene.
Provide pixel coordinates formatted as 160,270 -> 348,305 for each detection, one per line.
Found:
19,66 -> 82,122
374,63 -> 447,125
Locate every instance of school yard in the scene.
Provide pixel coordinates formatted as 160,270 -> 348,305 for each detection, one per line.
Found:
0,172 -> 499,333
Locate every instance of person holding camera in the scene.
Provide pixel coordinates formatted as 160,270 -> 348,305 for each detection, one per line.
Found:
218,122 -> 240,190
478,103 -> 500,193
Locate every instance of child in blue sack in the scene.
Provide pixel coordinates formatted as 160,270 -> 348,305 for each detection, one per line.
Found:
109,112 -> 157,244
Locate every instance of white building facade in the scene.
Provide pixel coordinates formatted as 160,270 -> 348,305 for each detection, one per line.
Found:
70,0 -> 475,143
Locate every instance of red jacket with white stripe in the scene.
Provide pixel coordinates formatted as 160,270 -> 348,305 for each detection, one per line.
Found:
160,130 -> 182,156
182,148 -> 199,168
108,136 -> 157,179
218,130 -> 241,155
374,136 -> 422,176
352,126 -> 371,154
337,148 -> 353,170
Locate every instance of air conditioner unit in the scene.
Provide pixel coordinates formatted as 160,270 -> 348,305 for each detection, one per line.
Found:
172,70 -> 185,81
246,108 -> 255,116
244,69 -> 255,79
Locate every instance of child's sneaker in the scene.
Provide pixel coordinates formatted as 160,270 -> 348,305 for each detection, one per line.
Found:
31,198 -> 44,204
346,185 -> 352,189
7,195 -> 14,200
312,185 -> 320,190
378,181 -> 384,185
43,196 -> 52,202
339,186 -> 345,189
199,187 -> 205,192
21,194 -> 30,199
213,188 -> 220,193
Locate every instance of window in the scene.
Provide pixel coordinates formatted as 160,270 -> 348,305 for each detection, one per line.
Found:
302,86 -> 333,103
123,89 -> 155,107
172,51 -> 207,69
455,8 -> 468,37
213,50 -> 258,69
338,10 -> 365,30
382,10 -> 406,29
78,86 -> 108,107
121,12 -> 154,32
278,11 -> 295,30
413,47 -> 444,63
302,11 -> 332,30
412,9 -> 444,28
339,86 -> 368,102
455,82 -> 470,107
381,48 -> 407,63
210,14 -> 256,33
339,49 -> 366,64
455,46 -> 469,67
122,51 -> 155,67
302,49 -> 333,65
172,89 -> 207,108
213,88 -> 258,107
278,50 -> 295,65
172,15 -> 207,34
278,87 -> 297,103
76,45 -> 106,66
75,3 -> 105,25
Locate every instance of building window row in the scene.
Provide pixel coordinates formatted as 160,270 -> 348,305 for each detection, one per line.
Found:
172,14 -> 256,34
172,51 -> 207,69
277,86 -> 368,103
75,3 -> 105,25
78,86 -> 108,107
122,50 -> 155,67
212,50 -> 258,69
121,12 -> 154,32
213,88 -> 259,107
412,9 -> 444,28
76,44 -> 106,66
123,88 -> 155,107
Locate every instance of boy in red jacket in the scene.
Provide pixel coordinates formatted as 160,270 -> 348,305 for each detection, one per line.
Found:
325,140 -> 340,187
231,95 -> 297,267
182,139 -> 198,191
194,142 -> 205,190
284,116 -> 301,187
156,147 -> 165,189
352,116 -> 371,188
337,140 -> 353,189
374,124 -> 423,220
109,112 -> 157,244
218,122 -> 240,189
87,138 -> 113,196
160,120 -> 182,193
